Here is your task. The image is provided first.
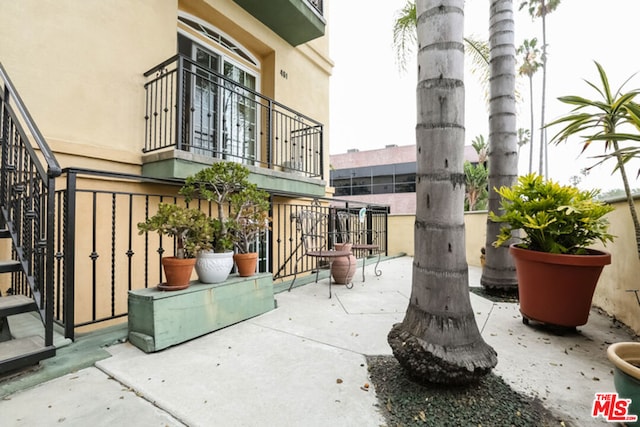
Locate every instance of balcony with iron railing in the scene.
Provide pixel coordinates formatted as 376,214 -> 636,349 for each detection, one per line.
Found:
142,55 -> 326,197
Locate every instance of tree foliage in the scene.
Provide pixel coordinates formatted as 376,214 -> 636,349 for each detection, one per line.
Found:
547,61 -> 640,256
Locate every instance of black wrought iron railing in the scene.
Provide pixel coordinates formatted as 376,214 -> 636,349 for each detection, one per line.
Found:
0,62 -> 61,348
271,200 -> 389,282
0,61 -> 381,344
55,168 -> 387,337
143,55 -> 324,178
308,0 -> 323,15
58,168 -> 205,338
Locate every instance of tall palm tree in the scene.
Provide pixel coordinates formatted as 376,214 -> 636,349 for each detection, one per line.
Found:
519,0 -> 561,177
394,0 -> 519,292
517,127 -> 531,160
481,0 -> 519,291
393,0 -> 490,98
388,0 -> 497,385
516,38 -> 542,173
392,0 -> 417,73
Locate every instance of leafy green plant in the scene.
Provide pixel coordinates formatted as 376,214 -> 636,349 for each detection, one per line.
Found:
180,162 -> 249,220
228,184 -> 271,254
465,135 -> 489,211
179,162 -> 270,254
489,174 -> 614,254
464,161 -> 488,211
137,203 -> 213,258
209,217 -> 234,253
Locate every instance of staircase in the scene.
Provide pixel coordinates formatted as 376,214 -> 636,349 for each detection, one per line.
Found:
0,61 -> 62,375
0,231 -> 55,375
0,297 -> 56,375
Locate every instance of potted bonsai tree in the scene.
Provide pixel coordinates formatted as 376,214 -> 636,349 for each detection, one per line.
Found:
490,173 -> 615,328
137,203 -> 212,290
228,183 -> 271,276
179,162 -> 270,281
193,215 -> 235,283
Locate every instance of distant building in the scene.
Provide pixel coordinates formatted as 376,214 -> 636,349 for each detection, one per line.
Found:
330,144 -> 479,214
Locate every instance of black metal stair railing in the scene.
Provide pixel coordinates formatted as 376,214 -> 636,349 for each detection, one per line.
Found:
308,0 -> 323,14
143,54 -> 324,179
0,62 -> 61,351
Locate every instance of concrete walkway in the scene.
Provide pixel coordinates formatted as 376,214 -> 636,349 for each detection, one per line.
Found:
0,256 -> 636,426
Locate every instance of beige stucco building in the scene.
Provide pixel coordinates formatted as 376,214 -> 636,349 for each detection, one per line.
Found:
0,0 -> 344,362
1,1 -> 333,185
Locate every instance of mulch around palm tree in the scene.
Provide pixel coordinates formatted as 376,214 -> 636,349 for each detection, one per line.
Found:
469,286 -> 519,303
367,355 -> 569,427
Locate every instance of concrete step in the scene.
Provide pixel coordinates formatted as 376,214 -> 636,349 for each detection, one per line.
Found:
0,260 -> 21,274
0,336 -> 55,375
7,311 -> 71,348
0,295 -> 37,318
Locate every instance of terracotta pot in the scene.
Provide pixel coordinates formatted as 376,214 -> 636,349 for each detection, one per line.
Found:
510,244 -> 611,327
196,250 -> 234,283
607,342 -> 640,425
233,252 -> 259,277
161,256 -> 196,290
331,243 -> 356,284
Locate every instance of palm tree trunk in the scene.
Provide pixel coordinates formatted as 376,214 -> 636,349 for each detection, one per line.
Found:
528,75 -> 535,174
388,0 -> 496,385
538,0 -> 548,177
480,0 -> 519,291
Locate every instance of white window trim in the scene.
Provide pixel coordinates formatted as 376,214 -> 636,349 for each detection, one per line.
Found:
177,11 -> 260,72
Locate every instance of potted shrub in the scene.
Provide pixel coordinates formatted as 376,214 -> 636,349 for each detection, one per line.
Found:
228,184 -> 271,276
179,163 -> 242,284
193,216 -> 235,284
180,162 -> 270,280
137,203 -> 212,290
490,173 -> 615,327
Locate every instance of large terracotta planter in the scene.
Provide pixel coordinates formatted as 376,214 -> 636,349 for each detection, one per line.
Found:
331,243 -> 356,284
195,250 -> 233,283
607,342 -> 640,425
161,256 -> 196,290
510,244 -> 611,327
233,252 -> 258,277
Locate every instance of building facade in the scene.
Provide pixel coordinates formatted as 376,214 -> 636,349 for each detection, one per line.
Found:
0,0 -> 347,350
330,144 -> 479,214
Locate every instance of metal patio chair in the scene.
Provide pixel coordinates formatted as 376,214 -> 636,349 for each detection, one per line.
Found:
287,209 -> 354,298
336,208 -> 382,282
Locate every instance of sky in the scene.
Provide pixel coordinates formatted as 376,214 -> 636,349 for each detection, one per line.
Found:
328,0 -> 640,192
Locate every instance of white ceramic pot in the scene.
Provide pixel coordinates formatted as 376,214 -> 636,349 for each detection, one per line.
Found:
195,250 -> 234,283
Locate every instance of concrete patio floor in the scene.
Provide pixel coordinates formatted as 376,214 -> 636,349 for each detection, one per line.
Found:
0,256 -> 636,426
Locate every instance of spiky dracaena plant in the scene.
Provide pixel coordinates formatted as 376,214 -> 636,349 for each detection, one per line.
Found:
547,61 -> 640,257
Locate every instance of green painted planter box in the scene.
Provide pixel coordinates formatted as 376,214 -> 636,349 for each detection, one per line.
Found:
128,273 -> 274,352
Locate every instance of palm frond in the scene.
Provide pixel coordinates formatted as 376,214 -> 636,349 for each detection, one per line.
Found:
392,0 -> 417,72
